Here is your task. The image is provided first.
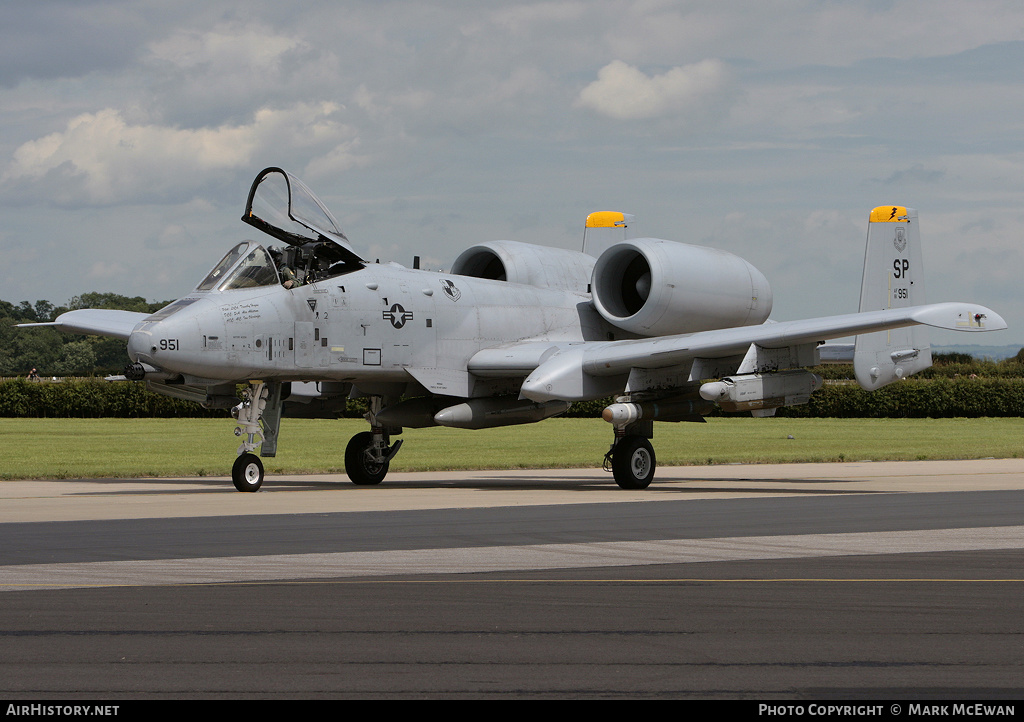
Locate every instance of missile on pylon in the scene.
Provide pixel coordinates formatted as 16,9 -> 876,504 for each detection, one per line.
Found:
434,397 -> 570,429
699,370 -> 822,413
601,398 -> 714,426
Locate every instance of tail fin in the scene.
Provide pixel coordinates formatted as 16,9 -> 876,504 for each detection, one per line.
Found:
582,211 -> 637,258
853,206 -> 932,390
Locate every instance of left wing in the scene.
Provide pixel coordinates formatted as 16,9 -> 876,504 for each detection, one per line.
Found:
17,309 -> 150,340
507,301 -> 1004,402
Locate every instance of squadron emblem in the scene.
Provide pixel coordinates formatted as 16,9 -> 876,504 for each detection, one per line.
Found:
441,279 -> 461,302
894,227 -> 907,253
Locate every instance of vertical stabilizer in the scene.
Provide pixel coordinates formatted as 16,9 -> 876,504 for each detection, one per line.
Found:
583,211 -> 636,258
853,206 -> 932,390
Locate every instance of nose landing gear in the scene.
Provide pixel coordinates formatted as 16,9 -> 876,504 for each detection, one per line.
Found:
232,453 -> 265,492
230,382 -> 270,492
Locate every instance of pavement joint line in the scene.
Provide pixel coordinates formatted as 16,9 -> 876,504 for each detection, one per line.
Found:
3,525 -> 1023,592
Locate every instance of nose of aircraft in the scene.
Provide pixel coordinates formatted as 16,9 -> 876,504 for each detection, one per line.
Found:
127,324 -> 153,364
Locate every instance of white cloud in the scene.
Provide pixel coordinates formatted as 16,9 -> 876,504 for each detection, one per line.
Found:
139,21 -> 343,126
87,259 -> 129,282
491,1 -> 587,31
146,24 -> 303,73
2,102 -> 358,206
576,59 -> 735,123
303,139 -> 373,181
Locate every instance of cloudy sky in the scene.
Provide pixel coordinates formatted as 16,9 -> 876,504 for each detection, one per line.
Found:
2,0 -> 1023,345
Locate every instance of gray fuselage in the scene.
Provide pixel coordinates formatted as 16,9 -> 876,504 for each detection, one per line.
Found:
128,260 -> 614,397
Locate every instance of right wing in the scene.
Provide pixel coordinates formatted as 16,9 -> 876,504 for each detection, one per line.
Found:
494,301 -> 1004,402
504,204 -> 1007,403
17,309 -> 150,340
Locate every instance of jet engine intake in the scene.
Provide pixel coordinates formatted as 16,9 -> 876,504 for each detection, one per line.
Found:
591,239 -> 772,336
451,240 -> 594,293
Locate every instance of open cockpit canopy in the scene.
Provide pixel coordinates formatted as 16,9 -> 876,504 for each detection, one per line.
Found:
193,168 -> 367,293
242,167 -> 364,265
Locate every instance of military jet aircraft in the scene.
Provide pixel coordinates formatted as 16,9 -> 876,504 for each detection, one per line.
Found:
25,167 -> 1005,491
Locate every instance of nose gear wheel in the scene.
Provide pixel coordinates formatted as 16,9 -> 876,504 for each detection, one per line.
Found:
232,453 -> 264,492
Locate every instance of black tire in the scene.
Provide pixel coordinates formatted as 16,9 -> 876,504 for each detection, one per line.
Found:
611,436 -> 656,489
232,453 -> 264,492
345,431 -> 389,486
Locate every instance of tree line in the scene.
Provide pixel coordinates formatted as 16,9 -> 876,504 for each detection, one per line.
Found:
0,293 -> 171,377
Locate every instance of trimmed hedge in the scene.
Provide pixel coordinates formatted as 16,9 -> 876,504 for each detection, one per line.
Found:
0,379 -> 228,418
0,378 -> 377,419
777,378 -> 1024,418
567,378 -> 1024,419
4,376 -> 1024,419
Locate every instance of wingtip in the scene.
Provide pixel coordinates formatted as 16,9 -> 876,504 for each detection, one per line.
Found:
911,303 -> 1007,332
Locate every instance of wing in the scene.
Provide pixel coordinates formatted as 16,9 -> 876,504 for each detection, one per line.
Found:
17,309 -> 150,340
502,301 -> 1004,402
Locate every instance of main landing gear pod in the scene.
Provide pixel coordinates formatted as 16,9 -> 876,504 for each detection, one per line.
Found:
601,396 -> 714,489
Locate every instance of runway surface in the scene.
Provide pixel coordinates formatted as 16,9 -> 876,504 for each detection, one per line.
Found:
1,459 -> 1023,699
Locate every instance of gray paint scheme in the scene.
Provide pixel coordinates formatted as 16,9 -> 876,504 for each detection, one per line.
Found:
22,171 -> 1007,490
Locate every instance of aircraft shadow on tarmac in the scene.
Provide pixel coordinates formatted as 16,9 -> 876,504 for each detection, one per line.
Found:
57,473 -> 886,496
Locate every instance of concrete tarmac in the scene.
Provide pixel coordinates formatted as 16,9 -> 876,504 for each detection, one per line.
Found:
4,458 -> 1024,522
1,459 -> 1023,699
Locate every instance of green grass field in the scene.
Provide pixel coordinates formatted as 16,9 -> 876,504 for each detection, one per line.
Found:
1,416 -> 1021,480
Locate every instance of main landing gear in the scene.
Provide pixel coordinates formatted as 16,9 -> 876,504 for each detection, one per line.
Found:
344,395 -> 403,486
604,428 -> 657,490
225,383 -> 402,491
606,435 -> 657,489
601,397 -> 661,489
601,392 -> 713,489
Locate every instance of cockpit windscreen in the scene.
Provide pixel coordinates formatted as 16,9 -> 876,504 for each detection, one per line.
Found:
219,245 -> 280,290
194,242 -> 280,291
196,242 -> 248,291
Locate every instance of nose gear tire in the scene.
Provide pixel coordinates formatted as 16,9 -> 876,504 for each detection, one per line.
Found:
232,453 -> 264,492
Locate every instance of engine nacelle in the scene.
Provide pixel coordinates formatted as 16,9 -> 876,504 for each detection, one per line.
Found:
451,240 -> 594,293
591,238 -> 773,336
